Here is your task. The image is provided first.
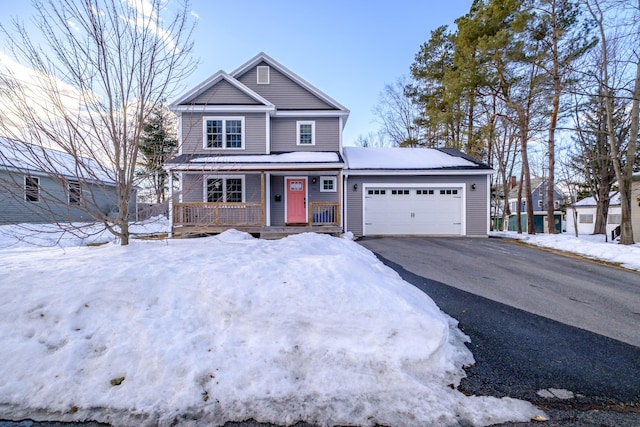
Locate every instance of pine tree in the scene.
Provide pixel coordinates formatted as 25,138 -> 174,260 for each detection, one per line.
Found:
138,105 -> 178,204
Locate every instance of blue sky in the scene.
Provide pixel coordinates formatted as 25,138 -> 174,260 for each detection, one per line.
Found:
0,0 -> 473,145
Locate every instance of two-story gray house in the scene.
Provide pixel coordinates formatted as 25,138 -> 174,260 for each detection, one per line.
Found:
165,53 -> 493,238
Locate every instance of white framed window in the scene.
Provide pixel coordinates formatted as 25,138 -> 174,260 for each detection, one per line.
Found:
608,214 -> 621,224
24,176 -> 39,202
204,176 -> 245,203
68,181 -> 81,205
257,66 -> 270,84
538,200 -> 543,208
320,176 -> 337,192
554,200 -> 561,209
579,214 -> 594,224
296,121 -> 315,145
203,117 -> 245,149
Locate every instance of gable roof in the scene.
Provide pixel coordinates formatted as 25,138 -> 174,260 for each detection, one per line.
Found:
170,70 -> 275,111
574,192 -> 621,207
0,138 -> 115,185
231,52 -> 350,114
507,178 -> 564,200
342,147 -> 492,175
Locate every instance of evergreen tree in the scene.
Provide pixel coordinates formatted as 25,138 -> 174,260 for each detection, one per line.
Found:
138,105 -> 178,204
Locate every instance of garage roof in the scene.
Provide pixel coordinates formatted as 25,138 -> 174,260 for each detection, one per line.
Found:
343,147 -> 492,171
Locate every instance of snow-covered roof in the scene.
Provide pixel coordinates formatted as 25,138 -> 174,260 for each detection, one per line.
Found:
574,192 -> 621,207
0,138 -> 115,185
164,151 -> 343,171
343,147 -> 488,171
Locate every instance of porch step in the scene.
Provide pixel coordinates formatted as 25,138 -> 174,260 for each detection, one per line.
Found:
172,225 -> 342,239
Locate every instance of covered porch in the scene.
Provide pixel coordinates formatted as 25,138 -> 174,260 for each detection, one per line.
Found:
165,152 -> 344,238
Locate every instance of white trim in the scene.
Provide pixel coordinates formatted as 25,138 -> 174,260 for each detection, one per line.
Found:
275,110 -> 349,118
173,105 -> 275,113
170,71 -> 274,109
265,112 -> 271,154
166,163 -> 344,172
361,183 -> 466,236
178,112 -> 183,155
486,174 -> 491,235
284,176 -> 308,224
202,116 -> 246,150
168,170 -> 174,237
344,169 -> 493,176
343,175 -> 348,232
296,121 -> 315,146
339,116 -> 344,149
319,176 -> 337,192
203,175 -> 246,202
265,172 -> 271,226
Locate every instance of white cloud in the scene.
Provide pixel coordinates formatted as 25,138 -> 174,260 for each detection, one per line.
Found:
67,20 -> 80,31
190,10 -> 199,19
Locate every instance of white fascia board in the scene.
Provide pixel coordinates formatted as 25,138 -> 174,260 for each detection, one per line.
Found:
231,52 -> 350,113
343,169 -> 494,177
171,105 -> 276,113
170,71 -> 275,109
275,110 -> 350,118
164,163 -> 344,172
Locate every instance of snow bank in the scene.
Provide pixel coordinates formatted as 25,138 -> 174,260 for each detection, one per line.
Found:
0,231 -> 543,426
494,231 -> 640,272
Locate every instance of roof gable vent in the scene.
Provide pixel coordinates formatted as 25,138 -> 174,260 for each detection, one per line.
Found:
257,66 -> 270,84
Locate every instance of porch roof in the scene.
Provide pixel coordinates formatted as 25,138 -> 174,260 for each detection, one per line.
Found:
164,151 -> 344,172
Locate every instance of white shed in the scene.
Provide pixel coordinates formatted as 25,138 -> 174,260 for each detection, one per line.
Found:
566,192 -> 621,236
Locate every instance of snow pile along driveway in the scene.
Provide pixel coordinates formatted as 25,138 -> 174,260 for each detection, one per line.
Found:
0,231 -> 543,426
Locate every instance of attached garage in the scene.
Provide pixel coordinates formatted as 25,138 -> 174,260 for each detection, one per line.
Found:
343,147 -> 493,237
364,185 -> 464,235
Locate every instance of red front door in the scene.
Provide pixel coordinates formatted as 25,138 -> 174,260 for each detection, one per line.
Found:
286,177 -> 307,224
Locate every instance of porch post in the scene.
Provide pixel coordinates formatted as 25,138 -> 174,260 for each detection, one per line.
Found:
337,169 -> 343,230
168,170 -> 174,238
261,172 -> 266,226
265,172 -> 271,226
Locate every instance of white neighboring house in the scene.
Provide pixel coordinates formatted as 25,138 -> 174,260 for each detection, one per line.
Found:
566,192 -> 621,236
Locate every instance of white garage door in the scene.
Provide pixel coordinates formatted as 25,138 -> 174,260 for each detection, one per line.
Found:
364,186 -> 463,235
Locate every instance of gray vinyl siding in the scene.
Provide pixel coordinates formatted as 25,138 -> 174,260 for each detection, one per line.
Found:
345,174 -> 489,237
271,117 -> 340,152
186,79 -> 261,105
237,62 -> 335,110
180,173 -> 262,203
0,169 -> 121,225
180,112 -> 267,155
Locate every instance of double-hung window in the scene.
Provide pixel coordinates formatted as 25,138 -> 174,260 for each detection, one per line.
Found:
68,181 -> 81,205
24,176 -> 39,202
205,176 -> 244,203
203,117 -> 244,149
297,121 -> 315,145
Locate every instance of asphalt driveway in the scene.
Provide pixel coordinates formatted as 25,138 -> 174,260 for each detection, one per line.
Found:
358,236 -> 640,426
358,236 -> 640,347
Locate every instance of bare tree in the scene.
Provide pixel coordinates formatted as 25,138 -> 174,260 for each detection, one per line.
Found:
0,0 -> 196,245
584,0 -> 639,244
373,76 -> 423,147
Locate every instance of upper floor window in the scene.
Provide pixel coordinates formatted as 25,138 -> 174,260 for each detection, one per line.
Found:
68,181 -> 81,205
297,121 -> 315,145
203,117 -> 244,149
24,176 -> 39,202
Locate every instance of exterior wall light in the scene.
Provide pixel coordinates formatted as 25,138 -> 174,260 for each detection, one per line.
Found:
471,183 -> 477,190
353,183 -> 358,191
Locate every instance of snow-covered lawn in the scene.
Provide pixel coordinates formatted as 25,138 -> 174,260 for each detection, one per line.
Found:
0,223 -> 544,426
492,231 -> 640,272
